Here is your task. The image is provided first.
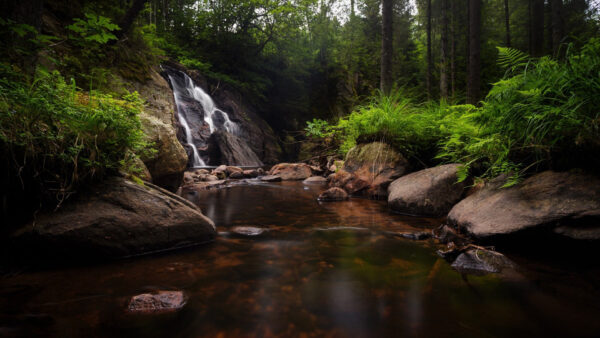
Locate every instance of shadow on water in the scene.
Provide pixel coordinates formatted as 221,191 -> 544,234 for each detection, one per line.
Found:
1,181 -> 600,337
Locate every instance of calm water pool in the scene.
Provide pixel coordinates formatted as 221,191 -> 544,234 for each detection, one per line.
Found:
1,180 -> 599,337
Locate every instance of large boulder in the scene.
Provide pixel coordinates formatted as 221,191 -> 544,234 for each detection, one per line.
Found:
207,130 -> 263,166
11,177 -> 216,259
129,68 -> 188,191
329,142 -> 409,198
388,164 -> 466,216
268,163 -> 313,180
448,171 -> 600,240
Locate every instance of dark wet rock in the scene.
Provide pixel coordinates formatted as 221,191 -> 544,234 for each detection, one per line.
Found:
260,175 -> 282,182
128,291 -> 187,314
229,171 -> 244,179
394,232 -> 432,241
450,249 -> 515,276
207,130 -> 264,166
433,225 -> 470,246
318,187 -> 349,201
11,177 -> 216,259
448,171 -> 600,240
329,142 -> 409,199
388,164 -> 466,216
268,163 -> 313,180
303,176 -> 328,185
243,169 -> 259,178
230,226 -> 267,237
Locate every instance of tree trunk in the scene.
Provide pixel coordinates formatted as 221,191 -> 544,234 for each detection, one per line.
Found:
467,0 -> 481,105
440,0 -> 449,99
530,0 -> 545,56
504,0 -> 511,47
380,0 -> 394,95
551,0 -> 564,56
116,0 -> 149,39
426,0 -> 432,99
450,0 -> 456,100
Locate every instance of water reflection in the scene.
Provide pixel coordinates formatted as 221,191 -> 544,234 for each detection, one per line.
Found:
1,181 -> 600,337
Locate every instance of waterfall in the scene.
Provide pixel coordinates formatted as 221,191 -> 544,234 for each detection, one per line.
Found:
168,73 -> 206,167
167,69 -> 240,167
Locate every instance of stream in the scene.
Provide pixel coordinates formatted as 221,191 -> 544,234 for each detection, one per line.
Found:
1,180 -> 600,337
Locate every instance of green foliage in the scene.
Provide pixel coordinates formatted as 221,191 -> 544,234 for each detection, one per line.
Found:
66,13 -> 120,45
305,119 -> 334,138
317,39 -> 600,184
0,64 -> 153,203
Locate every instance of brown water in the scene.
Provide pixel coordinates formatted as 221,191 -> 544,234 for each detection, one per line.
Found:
1,180 -> 600,337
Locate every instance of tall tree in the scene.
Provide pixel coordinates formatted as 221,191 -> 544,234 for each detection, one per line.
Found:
116,0 -> 149,39
530,0 -> 545,56
551,0 -> 564,56
504,0 -> 511,47
440,0 -> 449,99
467,0 -> 481,104
381,0 -> 394,94
426,0 -> 432,99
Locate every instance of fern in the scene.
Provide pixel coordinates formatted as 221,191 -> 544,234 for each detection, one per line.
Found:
497,47 -> 530,74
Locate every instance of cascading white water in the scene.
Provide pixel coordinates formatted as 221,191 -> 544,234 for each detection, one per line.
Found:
167,68 -> 240,167
183,73 -> 239,135
168,73 -> 206,167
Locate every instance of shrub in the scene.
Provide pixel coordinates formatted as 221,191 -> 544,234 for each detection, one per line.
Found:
0,64 -> 153,205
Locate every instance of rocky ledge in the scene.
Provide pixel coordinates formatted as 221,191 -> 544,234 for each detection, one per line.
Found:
11,177 -> 216,260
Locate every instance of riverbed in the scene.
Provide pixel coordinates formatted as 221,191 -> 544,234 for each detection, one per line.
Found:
1,180 -> 600,337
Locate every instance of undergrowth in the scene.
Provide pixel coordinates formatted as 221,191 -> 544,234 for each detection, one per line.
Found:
307,39 -> 600,185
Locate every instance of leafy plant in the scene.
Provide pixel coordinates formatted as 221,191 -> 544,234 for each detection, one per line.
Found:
66,13 -> 120,45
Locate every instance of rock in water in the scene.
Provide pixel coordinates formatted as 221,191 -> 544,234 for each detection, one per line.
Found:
230,226 -> 267,237
451,249 -> 515,276
11,177 -> 216,259
329,142 -> 409,199
268,163 -> 313,180
260,175 -> 282,182
303,176 -> 328,185
207,130 -> 263,166
128,291 -> 187,314
318,187 -> 349,201
448,171 -> 600,239
387,164 -> 466,216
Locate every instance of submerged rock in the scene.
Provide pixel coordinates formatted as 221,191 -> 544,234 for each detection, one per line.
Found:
451,249 -> 515,276
128,291 -> 187,314
448,171 -> 600,240
229,171 -> 244,179
268,163 -> 313,180
394,232 -> 432,241
230,226 -> 267,237
243,169 -> 260,178
318,187 -> 349,201
329,142 -> 409,199
303,176 -> 328,185
11,177 -> 216,259
260,175 -> 282,182
388,164 -> 466,216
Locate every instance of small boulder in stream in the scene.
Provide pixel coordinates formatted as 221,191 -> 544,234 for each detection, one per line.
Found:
318,187 -> 349,201
230,226 -> 267,237
260,175 -> 282,182
128,291 -> 187,314
387,164 -> 466,216
268,163 -> 313,180
451,249 -> 515,276
303,176 -> 328,185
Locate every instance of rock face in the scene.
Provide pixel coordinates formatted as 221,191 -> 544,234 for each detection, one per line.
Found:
128,291 -> 187,314
11,177 -> 216,259
268,163 -> 313,181
318,187 -> 349,201
135,68 -> 188,191
329,142 -> 409,198
448,171 -> 600,240
387,164 -> 466,216
207,130 -> 263,166
162,62 -> 282,165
